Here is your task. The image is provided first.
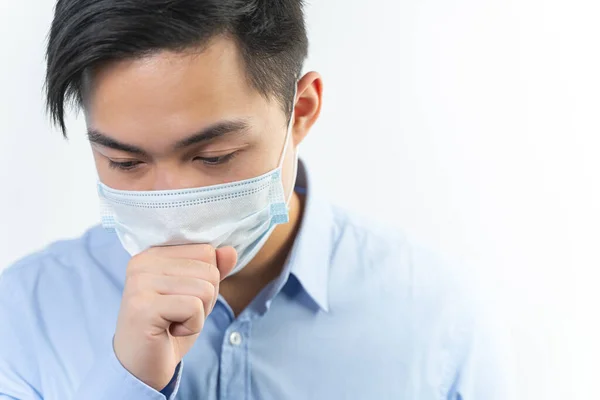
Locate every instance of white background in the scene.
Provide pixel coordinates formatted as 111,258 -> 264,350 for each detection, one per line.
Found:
1,0 -> 599,399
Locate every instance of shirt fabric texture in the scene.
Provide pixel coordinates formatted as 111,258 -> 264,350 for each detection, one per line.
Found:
0,161 -> 513,400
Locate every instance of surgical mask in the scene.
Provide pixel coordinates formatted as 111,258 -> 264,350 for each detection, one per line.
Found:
97,106 -> 298,276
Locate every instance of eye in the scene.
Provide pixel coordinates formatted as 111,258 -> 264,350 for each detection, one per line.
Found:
194,152 -> 238,166
108,160 -> 144,171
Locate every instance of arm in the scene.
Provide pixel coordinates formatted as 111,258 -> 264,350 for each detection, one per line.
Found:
0,271 -> 182,400
71,352 -> 182,400
1,353 -> 181,400
0,272 -> 42,400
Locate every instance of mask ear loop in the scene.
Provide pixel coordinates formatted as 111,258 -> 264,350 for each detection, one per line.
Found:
276,85 -> 299,206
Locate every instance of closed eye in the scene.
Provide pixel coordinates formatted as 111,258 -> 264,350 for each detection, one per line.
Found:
194,152 -> 238,166
108,159 -> 144,171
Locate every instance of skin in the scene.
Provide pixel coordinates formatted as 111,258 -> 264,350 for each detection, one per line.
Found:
84,35 -> 323,390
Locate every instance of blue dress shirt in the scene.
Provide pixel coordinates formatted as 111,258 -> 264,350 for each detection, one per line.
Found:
0,162 -> 513,399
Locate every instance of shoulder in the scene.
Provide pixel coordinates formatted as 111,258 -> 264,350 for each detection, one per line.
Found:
0,226 -> 123,301
0,225 -> 126,345
328,204 -> 485,343
329,205 -> 472,298
328,206 -> 514,395
0,227 -> 126,397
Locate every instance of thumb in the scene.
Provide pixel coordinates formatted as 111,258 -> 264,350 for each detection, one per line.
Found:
215,246 -> 238,280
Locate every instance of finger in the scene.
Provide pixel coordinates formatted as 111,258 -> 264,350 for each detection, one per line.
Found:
145,244 -> 217,265
159,260 -> 220,287
216,246 -> 238,280
154,295 -> 205,337
128,257 -> 220,286
211,247 -> 238,312
148,275 -> 216,316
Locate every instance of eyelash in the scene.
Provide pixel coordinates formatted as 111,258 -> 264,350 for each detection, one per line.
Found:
107,152 -> 239,172
194,152 -> 238,166
108,160 -> 143,171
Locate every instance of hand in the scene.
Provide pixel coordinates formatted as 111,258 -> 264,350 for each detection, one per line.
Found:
113,244 -> 237,391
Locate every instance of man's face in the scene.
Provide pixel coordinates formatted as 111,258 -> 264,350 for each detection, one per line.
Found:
85,36 -> 298,193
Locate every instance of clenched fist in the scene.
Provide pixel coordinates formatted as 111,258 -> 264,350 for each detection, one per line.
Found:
113,244 -> 237,390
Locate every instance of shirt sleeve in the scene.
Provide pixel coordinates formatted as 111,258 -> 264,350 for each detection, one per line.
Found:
0,268 -> 183,400
0,273 -> 43,400
72,350 -> 183,400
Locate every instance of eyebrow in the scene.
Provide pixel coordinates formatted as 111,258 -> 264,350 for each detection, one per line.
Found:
88,119 -> 251,155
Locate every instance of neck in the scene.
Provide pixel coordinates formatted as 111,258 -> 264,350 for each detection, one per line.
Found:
219,191 -> 305,314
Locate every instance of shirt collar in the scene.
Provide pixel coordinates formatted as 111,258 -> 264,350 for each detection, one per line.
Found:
286,159 -> 332,312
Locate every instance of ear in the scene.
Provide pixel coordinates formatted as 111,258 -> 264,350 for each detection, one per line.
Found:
292,72 -> 323,146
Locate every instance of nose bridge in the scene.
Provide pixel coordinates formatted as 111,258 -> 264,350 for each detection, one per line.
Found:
152,162 -> 199,191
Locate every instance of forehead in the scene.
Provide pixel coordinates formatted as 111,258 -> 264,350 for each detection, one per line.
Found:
84,36 -> 274,144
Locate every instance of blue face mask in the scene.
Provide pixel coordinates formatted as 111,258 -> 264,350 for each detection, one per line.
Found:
97,108 -> 298,276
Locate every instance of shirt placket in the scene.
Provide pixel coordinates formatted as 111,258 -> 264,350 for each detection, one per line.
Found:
216,268 -> 292,400
218,312 -> 253,400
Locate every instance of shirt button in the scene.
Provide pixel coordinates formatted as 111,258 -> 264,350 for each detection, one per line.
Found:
229,331 -> 243,346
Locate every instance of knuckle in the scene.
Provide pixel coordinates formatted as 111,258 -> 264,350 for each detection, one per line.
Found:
205,262 -> 220,284
180,258 -> 198,270
127,294 -> 151,315
198,280 -> 216,304
199,244 -> 216,262
126,253 -> 148,276
191,296 -> 204,313
176,259 -> 218,284
185,296 -> 205,323
188,316 -> 204,335
125,273 -> 155,296
124,275 -> 143,294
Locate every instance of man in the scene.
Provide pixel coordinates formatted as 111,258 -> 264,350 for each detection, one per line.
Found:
0,1 -> 513,399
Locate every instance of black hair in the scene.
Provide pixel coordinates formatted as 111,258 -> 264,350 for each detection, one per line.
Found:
45,0 -> 308,136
